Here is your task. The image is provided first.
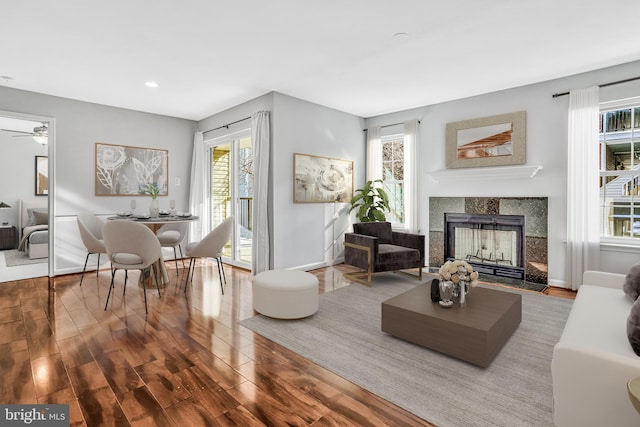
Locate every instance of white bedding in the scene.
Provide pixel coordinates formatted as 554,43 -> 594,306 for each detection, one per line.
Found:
18,199 -> 49,258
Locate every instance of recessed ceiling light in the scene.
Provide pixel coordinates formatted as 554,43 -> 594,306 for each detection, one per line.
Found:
393,32 -> 409,38
145,81 -> 159,88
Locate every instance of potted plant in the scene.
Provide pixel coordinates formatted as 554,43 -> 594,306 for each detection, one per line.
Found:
140,183 -> 160,217
349,179 -> 390,222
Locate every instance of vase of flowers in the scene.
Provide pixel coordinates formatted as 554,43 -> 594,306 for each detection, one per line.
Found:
140,183 -> 160,217
438,259 -> 479,307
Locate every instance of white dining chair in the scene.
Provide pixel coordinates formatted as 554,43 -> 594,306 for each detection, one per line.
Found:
156,222 -> 188,275
103,220 -> 163,314
77,213 -> 107,285
183,216 -> 233,294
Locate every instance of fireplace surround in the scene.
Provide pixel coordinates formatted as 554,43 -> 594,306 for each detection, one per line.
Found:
430,197 -> 548,291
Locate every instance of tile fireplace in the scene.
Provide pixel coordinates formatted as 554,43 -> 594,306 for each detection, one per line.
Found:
430,197 -> 548,291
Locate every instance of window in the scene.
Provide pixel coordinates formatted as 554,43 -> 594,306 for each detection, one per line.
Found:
599,97 -> 640,241
367,120 -> 417,231
382,133 -> 405,226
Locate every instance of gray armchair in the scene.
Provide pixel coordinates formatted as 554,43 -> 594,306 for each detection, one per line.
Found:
344,222 -> 424,286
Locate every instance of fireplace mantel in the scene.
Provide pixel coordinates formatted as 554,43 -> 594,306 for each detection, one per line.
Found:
428,165 -> 543,183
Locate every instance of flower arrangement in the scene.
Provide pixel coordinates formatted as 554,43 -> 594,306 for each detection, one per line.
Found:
140,183 -> 160,199
438,259 -> 479,289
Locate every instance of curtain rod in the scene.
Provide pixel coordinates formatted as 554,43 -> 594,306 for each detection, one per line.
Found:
552,76 -> 640,98
363,120 -> 420,132
202,116 -> 251,134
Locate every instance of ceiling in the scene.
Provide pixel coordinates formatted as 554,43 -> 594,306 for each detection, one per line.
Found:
1,1 -> 639,121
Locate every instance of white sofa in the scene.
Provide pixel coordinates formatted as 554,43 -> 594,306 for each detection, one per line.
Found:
552,270 -> 640,427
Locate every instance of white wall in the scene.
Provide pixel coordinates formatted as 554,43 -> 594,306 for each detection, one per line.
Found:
0,86 -> 196,275
365,60 -> 640,288
271,93 -> 365,270
197,92 -> 365,271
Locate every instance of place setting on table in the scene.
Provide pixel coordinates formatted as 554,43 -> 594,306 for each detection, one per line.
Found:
107,199 -> 199,225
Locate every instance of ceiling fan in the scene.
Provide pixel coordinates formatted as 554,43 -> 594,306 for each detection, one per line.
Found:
0,123 -> 48,144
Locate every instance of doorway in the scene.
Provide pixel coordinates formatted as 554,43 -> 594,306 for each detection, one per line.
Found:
0,111 -> 54,281
206,130 -> 253,269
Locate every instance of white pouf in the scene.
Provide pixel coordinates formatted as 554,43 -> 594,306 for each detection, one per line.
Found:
253,270 -> 319,319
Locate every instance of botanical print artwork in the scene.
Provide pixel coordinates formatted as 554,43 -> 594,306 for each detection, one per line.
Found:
294,153 -> 353,203
456,122 -> 513,159
95,142 -> 168,196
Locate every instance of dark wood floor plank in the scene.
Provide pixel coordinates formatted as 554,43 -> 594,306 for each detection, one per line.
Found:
93,350 -> 145,397
24,315 -> 59,360
76,386 -> 130,427
0,346 -> 37,403
58,335 -> 95,368
38,387 -> 86,427
173,365 -> 240,418
31,353 -> 71,397
0,319 -> 26,345
118,386 -> 175,427
134,359 -> 192,408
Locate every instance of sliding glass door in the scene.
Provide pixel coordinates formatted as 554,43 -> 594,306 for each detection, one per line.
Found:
206,130 -> 253,268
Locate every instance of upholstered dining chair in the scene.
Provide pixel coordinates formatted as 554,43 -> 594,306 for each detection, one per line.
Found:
156,222 -> 188,275
183,216 -> 233,294
76,213 -> 107,285
102,220 -> 163,314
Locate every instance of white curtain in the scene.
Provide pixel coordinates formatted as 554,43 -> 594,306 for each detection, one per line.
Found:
403,119 -> 419,232
252,110 -> 271,275
189,131 -> 209,240
566,86 -> 600,290
366,126 -> 382,181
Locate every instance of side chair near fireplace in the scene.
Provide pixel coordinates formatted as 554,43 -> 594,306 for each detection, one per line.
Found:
344,221 -> 425,286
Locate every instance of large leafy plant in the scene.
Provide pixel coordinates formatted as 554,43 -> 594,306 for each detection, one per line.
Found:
349,179 -> 390,222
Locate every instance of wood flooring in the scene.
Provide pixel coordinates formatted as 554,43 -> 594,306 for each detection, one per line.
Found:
0,262 -> 575,426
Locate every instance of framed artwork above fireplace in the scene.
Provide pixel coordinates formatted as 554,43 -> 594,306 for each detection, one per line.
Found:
445,111 -> 526,169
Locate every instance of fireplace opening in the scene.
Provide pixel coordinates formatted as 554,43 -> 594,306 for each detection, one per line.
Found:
445,213 -> 525,280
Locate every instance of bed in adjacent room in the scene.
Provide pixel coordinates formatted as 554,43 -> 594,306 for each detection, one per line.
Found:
17,199 -> 49,259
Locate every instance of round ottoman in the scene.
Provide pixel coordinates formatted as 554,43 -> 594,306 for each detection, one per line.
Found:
252,270 -> 319,319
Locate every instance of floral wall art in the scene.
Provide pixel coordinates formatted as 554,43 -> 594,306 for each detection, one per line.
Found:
95,142 -> 168,196
294,153 -> 353,203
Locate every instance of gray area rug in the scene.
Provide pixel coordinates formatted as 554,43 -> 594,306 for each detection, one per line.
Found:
241,275 -> 573,427
3,249 -> 47,267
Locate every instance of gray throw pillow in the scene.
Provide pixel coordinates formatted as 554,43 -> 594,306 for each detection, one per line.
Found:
28,210 -> 48,226
627,297 -> 640,356
623,263 -> 640,301
27,208 -> 47,225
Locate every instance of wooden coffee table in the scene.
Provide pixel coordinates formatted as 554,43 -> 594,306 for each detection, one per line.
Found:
381,284 -> 522,367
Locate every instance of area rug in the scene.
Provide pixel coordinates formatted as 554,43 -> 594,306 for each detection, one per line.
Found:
3,249 -> 48,267
240,276 -> 573,427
